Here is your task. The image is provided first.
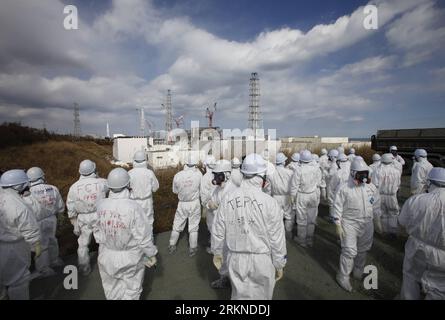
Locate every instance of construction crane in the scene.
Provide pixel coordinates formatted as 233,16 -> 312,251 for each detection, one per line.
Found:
205,102 -> 217,127
145,118 -> 155,136
174,115 -> 184,128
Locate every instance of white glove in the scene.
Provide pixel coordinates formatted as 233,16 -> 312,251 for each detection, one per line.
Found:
70,218 -> 80,236
208,200 -> 219,210
144,256 -> 157,268
34,241 -> 42,258
374,217 -> 383,234
213,254 -> 223,271
321,188 -> 327,201
275,269 -> 284,281
335,223 -> 344,241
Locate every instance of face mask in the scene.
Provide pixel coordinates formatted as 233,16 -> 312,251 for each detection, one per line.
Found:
354,171 -> 370,184
391,151 -> 397,157
19,184 -> 30,196
212,172 -> 226,186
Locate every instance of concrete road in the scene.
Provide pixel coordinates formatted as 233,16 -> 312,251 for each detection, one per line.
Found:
30,204 -> 405,300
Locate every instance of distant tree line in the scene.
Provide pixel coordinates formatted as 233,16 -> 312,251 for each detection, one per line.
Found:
0,122 -> 112,149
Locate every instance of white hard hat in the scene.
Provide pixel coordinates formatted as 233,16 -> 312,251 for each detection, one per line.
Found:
0,169 -> 29,187
107,168 -> 130,189
355,156 -> 364,161
381,153 -> 394,164
349,148 -> 356,155
276,153 -> 287,165
240,153 -> 267,175
213,160 -> 232,173
291,152 -> 300,162
133,150 -> 146,162
328,149 -> 339,158
185,153 -> 199,166
428,167 -> 445,185
313,154 -> 320,162
338,153 -> 348,162
320,148 -> 328,155
390,145 -> 398,151
204,155 -> 216,169
300,150 -> 312,163
351,158 -> 369,172
231,157 -> 241,168
79,160 -> 96,176
414,149 -> 427,158
372,154 -> 381,162
27,167 -> 45,182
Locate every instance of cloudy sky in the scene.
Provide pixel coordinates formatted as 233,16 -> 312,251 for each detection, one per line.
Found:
0,0 -> 444,138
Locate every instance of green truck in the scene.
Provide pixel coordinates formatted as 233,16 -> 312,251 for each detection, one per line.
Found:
371,128 -> 445,174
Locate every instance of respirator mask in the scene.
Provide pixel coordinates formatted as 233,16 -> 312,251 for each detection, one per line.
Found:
212,172 -> 227,186
354,171 -> 370,184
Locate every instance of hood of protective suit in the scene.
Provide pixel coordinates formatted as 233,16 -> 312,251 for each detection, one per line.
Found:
132,161 -> 147,169
109,188 -> 131,199
242,176 -> 264,189
30,178 -> 45,187
80,172 -> 97,179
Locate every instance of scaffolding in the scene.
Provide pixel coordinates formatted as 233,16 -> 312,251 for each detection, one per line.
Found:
248,72 -> 263,135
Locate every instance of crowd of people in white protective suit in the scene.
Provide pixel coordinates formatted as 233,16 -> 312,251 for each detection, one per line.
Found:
0,145 -> 444,300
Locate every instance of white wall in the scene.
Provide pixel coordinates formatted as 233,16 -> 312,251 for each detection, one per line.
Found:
113,138 -> 147,163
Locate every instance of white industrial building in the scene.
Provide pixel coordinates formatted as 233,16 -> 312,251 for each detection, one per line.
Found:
112,137 -> 148,163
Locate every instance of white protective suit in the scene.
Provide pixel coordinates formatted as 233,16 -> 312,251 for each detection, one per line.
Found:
208,179 -> 237,277
333,178 -> 381,282
200,166 -> 217,221
286,161 -> 299,171
398,186 -> 445,300
393,160 -> 403,176
395,154 -> 406,166
267,164 -> 294,237
410,158 -> 433,195
29,182 -> 65,273
319,155 -> 330,203
0,188 -> 41,300
369,161 -> 381,179
212,176 -> 287,300
129,161 -> 159,235
373,164 -> 401,235
290,162 -> 322,246
348,154 -> 356,163
231,167 -> 242,186
94,189 -> 158,300
67,174 -> 108,273
327,162 -> 350,211
325,161 -> 339,216
169,166 -> 202,249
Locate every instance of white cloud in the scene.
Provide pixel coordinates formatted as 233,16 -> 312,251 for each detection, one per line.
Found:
385,1 -> 445,66
0,0 -> 443,137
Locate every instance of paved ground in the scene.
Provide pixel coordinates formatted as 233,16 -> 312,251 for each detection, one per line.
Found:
30,202 -> 406,300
